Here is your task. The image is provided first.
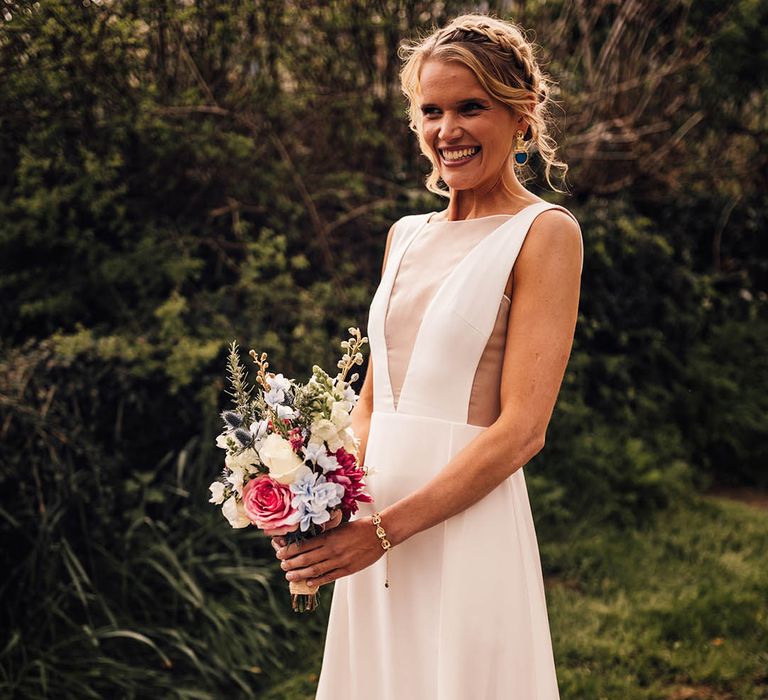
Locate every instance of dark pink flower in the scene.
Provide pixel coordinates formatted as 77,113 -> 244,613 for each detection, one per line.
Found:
288,426 -> 304,451
334,447 -> 357,469
326,449 -> 372,519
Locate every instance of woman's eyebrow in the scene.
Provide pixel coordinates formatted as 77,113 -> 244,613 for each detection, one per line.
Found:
419,97 -> 491,109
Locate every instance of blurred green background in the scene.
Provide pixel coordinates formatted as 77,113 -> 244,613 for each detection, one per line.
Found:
1,1 -> 766,698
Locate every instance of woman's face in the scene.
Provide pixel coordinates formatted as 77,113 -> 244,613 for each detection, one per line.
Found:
418,59 -> 521,191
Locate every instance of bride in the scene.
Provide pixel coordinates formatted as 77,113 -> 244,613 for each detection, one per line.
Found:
268,12 -> 582,699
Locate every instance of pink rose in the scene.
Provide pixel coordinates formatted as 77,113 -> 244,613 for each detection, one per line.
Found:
242,475 -> 299,531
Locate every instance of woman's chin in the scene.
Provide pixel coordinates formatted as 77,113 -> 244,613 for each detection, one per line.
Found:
441,173 -> 482,190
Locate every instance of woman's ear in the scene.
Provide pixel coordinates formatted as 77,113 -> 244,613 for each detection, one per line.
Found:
515,115 -> 532,140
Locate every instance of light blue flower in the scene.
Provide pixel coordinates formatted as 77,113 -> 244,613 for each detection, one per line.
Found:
302,444 -> 339,473
289,470 -> 344,532
250,418 -> 269,443
276,404 -> 299,420
264,373 -> 292,408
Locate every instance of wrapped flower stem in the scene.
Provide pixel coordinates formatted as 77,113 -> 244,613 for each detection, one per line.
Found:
290,580 -> 320,613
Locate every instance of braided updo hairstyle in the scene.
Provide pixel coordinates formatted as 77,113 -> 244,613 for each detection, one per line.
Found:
399,14 -> 568,196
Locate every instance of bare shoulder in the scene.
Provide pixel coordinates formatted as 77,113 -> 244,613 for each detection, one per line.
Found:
518,207 -> 583,274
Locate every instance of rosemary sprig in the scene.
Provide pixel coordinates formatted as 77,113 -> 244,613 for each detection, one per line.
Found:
225,340 -> 253,417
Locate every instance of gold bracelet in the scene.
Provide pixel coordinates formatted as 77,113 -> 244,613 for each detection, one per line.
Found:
371,512 -> 392,588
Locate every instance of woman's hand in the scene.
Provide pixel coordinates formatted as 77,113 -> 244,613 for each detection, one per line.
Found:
272,516 -> 384,588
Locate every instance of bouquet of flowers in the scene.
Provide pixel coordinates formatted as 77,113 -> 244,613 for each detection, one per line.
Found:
208,328 -> 372,611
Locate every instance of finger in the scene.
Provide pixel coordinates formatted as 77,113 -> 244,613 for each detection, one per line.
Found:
306,567 -> 346,588
278,534 -> 327,559
319,517 -> 336,533
326,510 -> 343,529
285,560 -> 336,583
281,550 -> 331,572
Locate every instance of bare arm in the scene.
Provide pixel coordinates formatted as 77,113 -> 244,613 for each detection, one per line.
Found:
380,210 -> 583,546
276,211 -> 583,585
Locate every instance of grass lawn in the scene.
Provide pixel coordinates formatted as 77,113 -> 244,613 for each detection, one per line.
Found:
264,494 -> 768,699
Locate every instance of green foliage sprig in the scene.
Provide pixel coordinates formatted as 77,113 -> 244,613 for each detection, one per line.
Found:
225,340 -> 253,420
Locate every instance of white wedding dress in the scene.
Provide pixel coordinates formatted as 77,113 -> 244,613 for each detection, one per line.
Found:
315,202 -> 583,700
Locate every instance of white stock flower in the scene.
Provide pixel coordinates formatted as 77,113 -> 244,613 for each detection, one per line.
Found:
208,481 -> 226,504
215,433 -> 231,450
341,382 -> 358,406
225,465 -> 246,497
225,447 -> 260,474
330,400 -> 352,431
222,495 -> 251,528
258,433 -> 306,484
341,427 -> 360,455
309,418 -> 337,442
309,417 -> 344,452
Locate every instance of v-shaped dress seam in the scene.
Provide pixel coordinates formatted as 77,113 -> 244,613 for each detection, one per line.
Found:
390,202 -> 544,415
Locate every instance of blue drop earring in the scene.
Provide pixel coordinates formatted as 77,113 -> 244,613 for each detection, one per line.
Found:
513,129 -> 529,166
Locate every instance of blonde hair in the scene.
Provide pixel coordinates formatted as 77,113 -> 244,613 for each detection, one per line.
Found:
398,13 -> 569,197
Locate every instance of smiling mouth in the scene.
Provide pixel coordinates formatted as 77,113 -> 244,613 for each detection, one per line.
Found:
439,146 -> 481,165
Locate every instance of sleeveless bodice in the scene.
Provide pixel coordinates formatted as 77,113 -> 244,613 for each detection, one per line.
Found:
385,215 -> 517,427
372,202 -> 583,427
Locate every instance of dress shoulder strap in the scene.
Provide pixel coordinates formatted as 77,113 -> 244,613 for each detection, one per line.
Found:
445,202 -> 583,340
388,213 -> 431,259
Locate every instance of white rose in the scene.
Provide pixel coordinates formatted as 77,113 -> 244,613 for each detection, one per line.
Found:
258,433 -> 306,485
225,448 -> 260,473
208,481 -> 226,504
222,495 -> 251,528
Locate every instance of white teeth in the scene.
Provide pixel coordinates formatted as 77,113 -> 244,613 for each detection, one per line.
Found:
441,146 -> 480,161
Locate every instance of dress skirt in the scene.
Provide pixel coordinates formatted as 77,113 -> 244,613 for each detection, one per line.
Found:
315,410 -> 560,700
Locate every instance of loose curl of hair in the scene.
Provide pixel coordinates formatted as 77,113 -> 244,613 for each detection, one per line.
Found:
399,13 -> 569,197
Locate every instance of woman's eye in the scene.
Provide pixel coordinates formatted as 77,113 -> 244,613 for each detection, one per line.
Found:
421,103 -> 487,118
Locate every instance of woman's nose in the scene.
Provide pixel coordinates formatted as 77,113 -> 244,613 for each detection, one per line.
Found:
438,113 -> 462,141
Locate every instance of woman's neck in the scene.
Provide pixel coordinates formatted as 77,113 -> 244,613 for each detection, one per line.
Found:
434,189 -> 541,222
